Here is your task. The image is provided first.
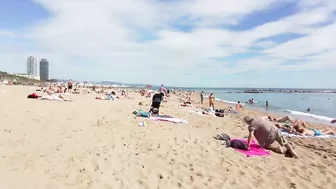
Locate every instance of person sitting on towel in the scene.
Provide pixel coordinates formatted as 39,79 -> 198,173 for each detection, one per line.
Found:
149,93 -> 164,115
244,116 -> 298,158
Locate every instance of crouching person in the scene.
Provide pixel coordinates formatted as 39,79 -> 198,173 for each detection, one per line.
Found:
243,116 -> 298,159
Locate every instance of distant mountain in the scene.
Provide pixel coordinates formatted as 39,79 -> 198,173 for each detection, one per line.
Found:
97,81 -> 125,85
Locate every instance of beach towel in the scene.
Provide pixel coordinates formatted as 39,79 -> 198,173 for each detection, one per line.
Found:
281,131 -> 336,138
132,110 -> 150,118
149,116 -> 188,124
38,95 -> 64,101
232,139 -> 271,157
186,110 -> 217,117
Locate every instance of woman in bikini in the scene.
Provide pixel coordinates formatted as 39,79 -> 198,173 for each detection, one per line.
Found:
209,93 -> 215,109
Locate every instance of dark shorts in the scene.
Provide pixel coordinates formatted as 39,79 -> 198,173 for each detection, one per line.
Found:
68,85 -> 72,90
152,102 -> 161,108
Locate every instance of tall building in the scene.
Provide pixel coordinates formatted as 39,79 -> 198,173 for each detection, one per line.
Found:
40,59 -> 49,81
27,56 -> 38,76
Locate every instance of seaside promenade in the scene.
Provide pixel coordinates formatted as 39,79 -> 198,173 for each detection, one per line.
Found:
0,85 -> 335,189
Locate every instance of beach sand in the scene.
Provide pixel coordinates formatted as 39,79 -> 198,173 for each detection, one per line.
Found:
0,86 -> 336,189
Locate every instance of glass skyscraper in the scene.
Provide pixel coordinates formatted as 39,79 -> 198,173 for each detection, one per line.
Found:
39,59 -> 49,81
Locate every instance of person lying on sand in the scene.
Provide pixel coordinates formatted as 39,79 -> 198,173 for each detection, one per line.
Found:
38,94 -> 72,102
266,115 -> 307,126
244,116 -> 298,158
95,92 -> 114,100
280,120 -> 335,136
267,115 -> 295,123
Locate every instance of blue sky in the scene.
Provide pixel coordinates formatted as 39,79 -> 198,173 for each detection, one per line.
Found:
0,0 -> 336,88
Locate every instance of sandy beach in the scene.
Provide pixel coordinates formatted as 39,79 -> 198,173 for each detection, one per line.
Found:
1,85 -> 336,189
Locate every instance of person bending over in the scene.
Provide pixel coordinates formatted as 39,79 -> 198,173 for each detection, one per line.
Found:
244,116 -> 298,158
149,93 -> 164,115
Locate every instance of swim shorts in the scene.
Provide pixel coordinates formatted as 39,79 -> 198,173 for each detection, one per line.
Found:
313,129 -> 323,136
275,130 -> 288,146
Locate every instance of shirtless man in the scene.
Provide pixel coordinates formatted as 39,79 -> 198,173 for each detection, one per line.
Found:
265,115 -> 309,128
281,120 -> 335,136
294,120 -> 334,136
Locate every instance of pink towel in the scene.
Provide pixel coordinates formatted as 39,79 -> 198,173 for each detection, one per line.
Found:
232,138 -> 271,157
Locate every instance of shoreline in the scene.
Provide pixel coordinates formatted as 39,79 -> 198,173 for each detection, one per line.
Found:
194,94 -> 336,131
200,94 -> 335,127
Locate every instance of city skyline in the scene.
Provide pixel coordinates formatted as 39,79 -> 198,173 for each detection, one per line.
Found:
0,1 -> 336,88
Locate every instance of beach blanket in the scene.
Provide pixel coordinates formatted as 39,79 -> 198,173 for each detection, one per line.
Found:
281,131 -> 336,138
133,110 -> 150,118
232,139 -> 271,157
186,110 -> 217,117
149,116 -> 188,124
38,95 -> 65,101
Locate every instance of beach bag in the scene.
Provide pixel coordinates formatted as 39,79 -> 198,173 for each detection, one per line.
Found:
214,133 -> 231,147
230,140 -> 248,150
215,112 -> 224,117
27,93 -> 39,99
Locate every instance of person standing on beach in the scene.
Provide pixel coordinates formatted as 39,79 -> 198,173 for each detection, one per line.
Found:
68,79 -> 73,93
200,91 -> 205,104
209,92 -> 215,109
243,116 -> 298,158
266,100 -> 269,109
236,101 -> 244,111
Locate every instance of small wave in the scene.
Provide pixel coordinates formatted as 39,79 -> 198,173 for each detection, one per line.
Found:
283,109 -> 333,122
204,95 -> 244,105
216,99 -> 238,104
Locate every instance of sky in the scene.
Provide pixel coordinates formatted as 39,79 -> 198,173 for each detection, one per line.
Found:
0,0 -> 336,88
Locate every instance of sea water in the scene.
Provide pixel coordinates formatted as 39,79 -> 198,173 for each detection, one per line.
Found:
179,88 -> 336,126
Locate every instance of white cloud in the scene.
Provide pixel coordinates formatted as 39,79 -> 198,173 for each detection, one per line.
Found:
0,0 -> 336,87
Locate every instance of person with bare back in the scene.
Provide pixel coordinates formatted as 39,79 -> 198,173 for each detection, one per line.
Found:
68,79 -> 73,93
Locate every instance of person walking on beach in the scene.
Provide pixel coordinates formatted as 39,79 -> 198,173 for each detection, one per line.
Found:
209,92 -> 215,109
200,91 -> 205,104
243,115 -> 298,158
